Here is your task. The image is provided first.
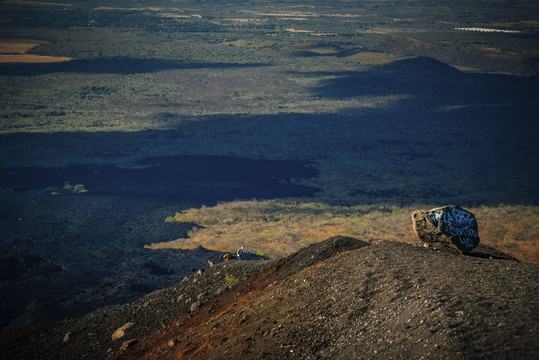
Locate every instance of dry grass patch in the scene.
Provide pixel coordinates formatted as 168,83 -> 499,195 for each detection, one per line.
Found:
0,42 -> 41,54
222,18 -> 267,23
0,40 -> 72,63
6,1 -> 73,6
223,39 -> 277,48
285,28 -> 312,33
356,29 -> 396,35
450,64 -> 483,72
149,200 -> 539,263
325,14 -> 363,18
520,20 -> 539,28
255,12 -> 317,18
304,47 -> 340,55
475,205 -> 539,263
159,13 -> 202,19
95,7 -> 167,11
285,28 -> 337,36
476,45 -> 519,56
150,200 -> 414,258
345,52 -> 411,65
0,54 -> 72,63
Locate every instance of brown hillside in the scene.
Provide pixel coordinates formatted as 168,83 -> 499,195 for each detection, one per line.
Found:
118,237 -> 538,360
1,236 -> 536,359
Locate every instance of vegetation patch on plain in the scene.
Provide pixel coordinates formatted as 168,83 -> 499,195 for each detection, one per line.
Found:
151,200 -> 539,263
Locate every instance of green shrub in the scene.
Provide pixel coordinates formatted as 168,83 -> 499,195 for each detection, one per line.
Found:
225,273 -> 239,285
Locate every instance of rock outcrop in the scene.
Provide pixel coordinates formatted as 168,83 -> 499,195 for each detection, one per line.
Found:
112,322 -> 135,341
412,205 -> 480,253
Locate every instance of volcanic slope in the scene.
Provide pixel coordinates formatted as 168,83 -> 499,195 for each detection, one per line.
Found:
2,236 -> 536,359
117,237 -> 538,360
0,259 -> 274,360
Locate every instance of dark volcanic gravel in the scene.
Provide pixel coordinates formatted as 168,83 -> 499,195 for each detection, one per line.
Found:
117,237 -> 538,360
0,260 -> 273,360
1,236 -> 538,360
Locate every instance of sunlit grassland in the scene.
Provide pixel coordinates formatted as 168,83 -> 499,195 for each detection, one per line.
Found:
148,200 -> 539,264
0,73 -> 156,132
0,60 -> 403,133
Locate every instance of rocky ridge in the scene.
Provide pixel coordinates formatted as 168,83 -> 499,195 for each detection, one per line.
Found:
1,236 -> 538,360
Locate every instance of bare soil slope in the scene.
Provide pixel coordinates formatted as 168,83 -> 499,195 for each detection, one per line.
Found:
118,237 -> 538,360
1,236 -> 537,360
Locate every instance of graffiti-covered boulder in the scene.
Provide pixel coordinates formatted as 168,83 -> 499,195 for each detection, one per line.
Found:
412,205 -> 480,254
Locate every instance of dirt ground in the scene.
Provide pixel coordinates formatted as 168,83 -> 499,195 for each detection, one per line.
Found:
117,238 -> 538,360
4,236 -> 533,360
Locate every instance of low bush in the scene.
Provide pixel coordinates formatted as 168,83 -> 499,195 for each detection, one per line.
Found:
225,273 -> 239,285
